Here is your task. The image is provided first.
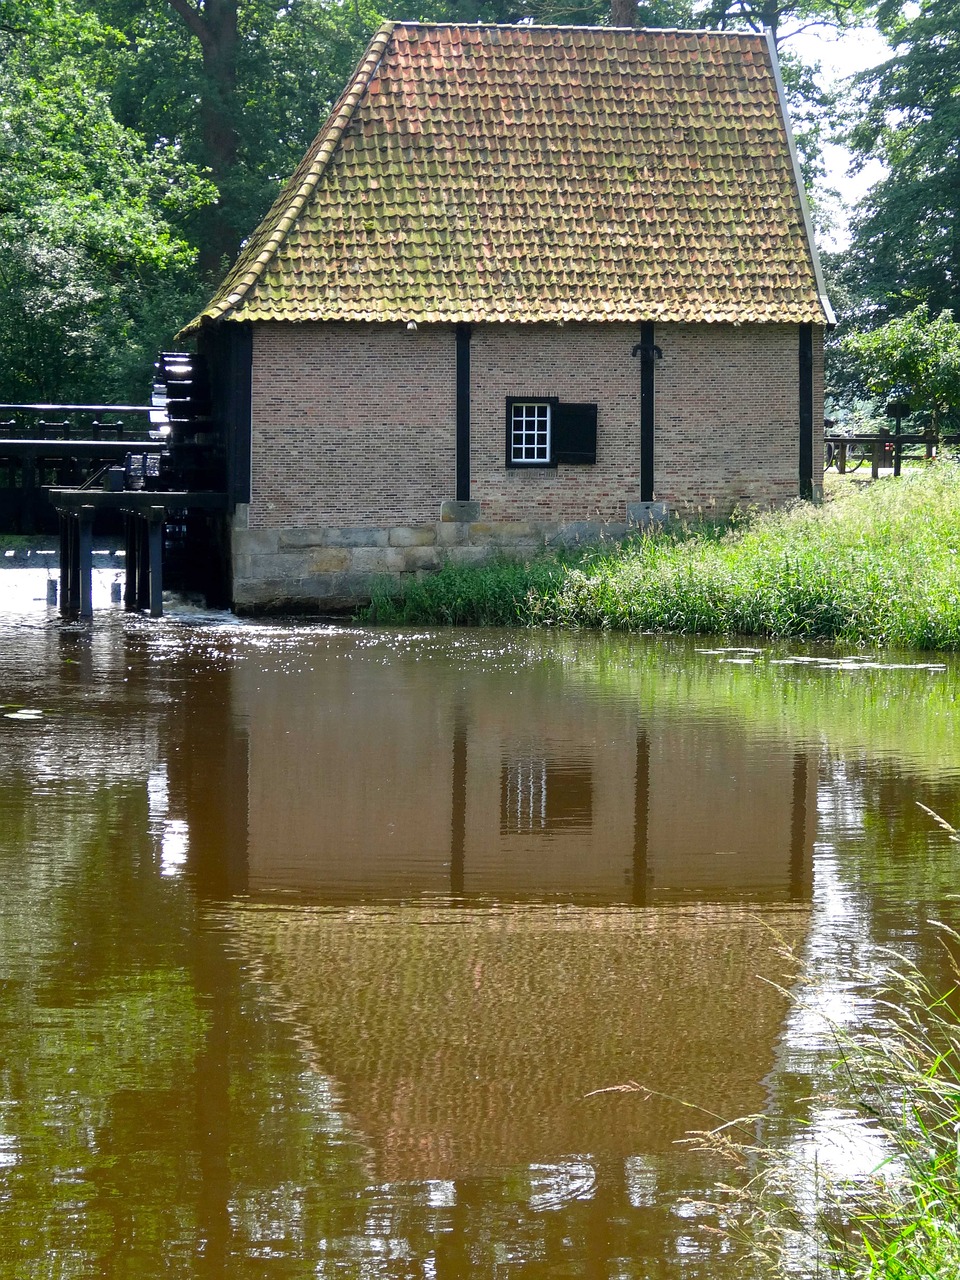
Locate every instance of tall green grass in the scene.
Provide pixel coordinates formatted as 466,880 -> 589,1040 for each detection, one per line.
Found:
364,466 -> 960,648
706,930 -> 960,1278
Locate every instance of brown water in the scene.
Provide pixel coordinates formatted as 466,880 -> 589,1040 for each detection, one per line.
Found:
1,568 -> 959,1277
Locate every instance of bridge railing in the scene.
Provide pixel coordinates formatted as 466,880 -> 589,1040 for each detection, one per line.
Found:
0,405 -> 162,534
0,404 -> 161,443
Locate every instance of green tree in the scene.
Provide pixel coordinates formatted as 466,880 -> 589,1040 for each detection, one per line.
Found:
840,306 -> 960,434
846,0 -> 960,319
0,0 -> 214,401
87,0 -> 383,275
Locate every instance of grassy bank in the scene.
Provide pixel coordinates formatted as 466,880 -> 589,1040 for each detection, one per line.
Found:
365,466 -> 960,648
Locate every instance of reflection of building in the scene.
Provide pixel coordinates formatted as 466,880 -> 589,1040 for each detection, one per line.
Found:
161,634 -> 817,1188
227,899 -> 809,1181
221,642 -> 816,904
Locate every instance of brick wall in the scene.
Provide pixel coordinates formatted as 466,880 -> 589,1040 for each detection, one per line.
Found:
250,322 -> 456,528
654,321 -> 822,515
248,319 -> 825,530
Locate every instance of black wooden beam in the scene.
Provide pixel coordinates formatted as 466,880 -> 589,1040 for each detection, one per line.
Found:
639,321 -> 656,503
456,324 -> 472,502
799,323 -> 814,500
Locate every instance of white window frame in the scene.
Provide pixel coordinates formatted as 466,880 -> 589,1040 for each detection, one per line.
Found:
507,399 -> 554,467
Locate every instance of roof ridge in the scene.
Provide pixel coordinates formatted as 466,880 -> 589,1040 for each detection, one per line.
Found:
188,21 -> 396,330
388,20 -> 765,34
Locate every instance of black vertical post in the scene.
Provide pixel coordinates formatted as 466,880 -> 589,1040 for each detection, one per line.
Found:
799,323 -> 814,500
78,506 -> 94,618
450,703 -> 467,899
639,322 -> 656,503
455,324 -> 472,502
136,517 -> 150,611
59,513 -> 70,615
148,507 -> 164,618
66,516 -> 81,614
123,514 -> 138,610
632,730 -> 650,907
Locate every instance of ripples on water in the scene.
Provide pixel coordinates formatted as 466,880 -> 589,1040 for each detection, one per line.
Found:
1,567 -> 959,1277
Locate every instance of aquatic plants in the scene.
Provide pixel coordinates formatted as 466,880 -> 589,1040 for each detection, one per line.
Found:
364,466 -> 960,649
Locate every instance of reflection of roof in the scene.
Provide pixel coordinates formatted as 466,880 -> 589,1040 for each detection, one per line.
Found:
189,23 -> 829,332
226,901 -> 809,1181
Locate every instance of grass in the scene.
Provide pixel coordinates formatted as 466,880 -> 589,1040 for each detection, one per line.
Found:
362,465 -> 960,649
702,926 -> 960,1278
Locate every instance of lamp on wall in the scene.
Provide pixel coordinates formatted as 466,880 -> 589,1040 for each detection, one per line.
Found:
405,320 -> 418,333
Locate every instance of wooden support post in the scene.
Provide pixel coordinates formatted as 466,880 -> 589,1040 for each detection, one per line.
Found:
148,506 -> 164,618
871,439 -> 882,480
78,505 -> 94,618
894,432 -> 903,477
136,516 -> 150,611
66,515 -> 80,614
59,513 -> 71,615
123,514 -> 138,610
837,441 -> 847,474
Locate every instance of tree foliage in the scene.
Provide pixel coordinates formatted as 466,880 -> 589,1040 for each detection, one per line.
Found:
0,0 -> 870,401
0,0 -> 213,401
840,306 -> 960,433
846,0 -> 960,320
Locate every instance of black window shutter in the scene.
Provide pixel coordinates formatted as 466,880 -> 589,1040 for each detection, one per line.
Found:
553,403 -> 597,464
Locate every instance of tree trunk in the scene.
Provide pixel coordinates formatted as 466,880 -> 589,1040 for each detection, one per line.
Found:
167,0 -> 242,276
611,0 -> 637,27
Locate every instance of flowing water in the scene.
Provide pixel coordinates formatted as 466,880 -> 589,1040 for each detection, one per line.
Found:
1,568 -> 959,1277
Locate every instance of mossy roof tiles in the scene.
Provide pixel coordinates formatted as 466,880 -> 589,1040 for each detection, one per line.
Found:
189,22 -> 830,331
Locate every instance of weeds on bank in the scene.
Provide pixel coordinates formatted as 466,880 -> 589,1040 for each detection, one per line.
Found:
700,928 -> 960,1278
363,466 -> 960,648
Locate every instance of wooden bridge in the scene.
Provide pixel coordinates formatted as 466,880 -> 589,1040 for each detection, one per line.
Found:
0,355 -> 230,617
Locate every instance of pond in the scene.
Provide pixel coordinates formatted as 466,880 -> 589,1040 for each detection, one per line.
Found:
1,568 -> 959,1277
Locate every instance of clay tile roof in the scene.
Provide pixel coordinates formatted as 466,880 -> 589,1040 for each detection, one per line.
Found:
186,22 -> 832,332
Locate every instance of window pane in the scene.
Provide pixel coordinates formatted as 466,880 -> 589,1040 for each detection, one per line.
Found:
511,402 -> 551,463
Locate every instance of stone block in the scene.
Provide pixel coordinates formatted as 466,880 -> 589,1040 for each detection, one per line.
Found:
234,527 -> 280,555
308,547 -> 353,574
325,527 -> 389,548
444,545 -> 493,567
627,502 -> 669,529
466,521 -> 539,544
250,550 -> 314,581
436,522 -> 467,547
340,571 -> 389,602
389,526 -> 437,547
350,546 -> 407,574
278,528 -> 326,550
232,578 -> 292,608
400,546 -> 440,572
299,573 -> 343,602
544,521 -> 598,547
440,500 -> 481,522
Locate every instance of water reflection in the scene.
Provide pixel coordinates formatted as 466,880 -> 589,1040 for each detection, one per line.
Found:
3,573 -> 960,1276
207,630 -> 818,905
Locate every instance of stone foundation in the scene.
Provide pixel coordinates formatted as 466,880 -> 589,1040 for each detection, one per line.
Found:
231,511 -> 635,613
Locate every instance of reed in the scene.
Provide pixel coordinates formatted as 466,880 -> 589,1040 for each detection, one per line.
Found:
703,932 -> 960,1278
363,467 -> 960,648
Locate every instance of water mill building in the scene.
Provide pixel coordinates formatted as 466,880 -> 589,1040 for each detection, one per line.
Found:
182,21 -> 833,613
